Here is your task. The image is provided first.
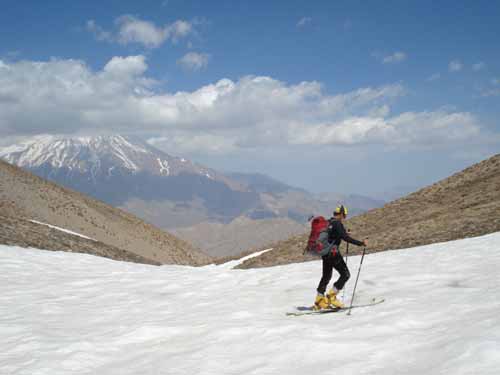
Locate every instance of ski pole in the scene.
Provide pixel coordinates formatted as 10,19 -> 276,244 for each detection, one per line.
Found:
347,247 -> 366,316
345,230 -> 351,265
342,242 -> 349,300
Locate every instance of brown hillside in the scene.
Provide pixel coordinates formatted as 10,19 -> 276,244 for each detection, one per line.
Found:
171,216 -> 307,258
0,160 -> 211,266
0,215 -> 161,265
238,154 -> 500,269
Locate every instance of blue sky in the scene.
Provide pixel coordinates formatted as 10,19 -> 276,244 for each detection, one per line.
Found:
0,0 -> 499,194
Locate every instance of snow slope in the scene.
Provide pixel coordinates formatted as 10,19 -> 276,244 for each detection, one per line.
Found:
1,233 -> 500,374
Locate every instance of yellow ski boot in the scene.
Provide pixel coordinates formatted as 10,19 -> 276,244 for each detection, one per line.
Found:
313,293 -> 330,311
327,288 -> 345,308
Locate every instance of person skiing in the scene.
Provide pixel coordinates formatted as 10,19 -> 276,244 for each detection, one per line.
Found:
314,205 -> 368,310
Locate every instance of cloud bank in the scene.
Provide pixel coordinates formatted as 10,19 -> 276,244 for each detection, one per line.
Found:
0,56 -> 483,154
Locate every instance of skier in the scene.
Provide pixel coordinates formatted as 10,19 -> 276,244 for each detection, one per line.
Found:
314,205 -> 368,310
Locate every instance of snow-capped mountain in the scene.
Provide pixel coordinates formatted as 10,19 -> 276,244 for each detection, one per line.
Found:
0,135 -> 237,186
0,135 -> 267,228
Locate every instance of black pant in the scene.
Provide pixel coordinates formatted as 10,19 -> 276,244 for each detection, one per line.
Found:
317,252 -> 350,294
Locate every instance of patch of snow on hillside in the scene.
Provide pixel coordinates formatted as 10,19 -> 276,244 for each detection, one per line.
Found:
218,248 -> 273,269
1,233 -> 500,374
108,139 -> 139,171
29,220 -> 96,241
157,158 -> 170,175
112,135 -> 149,154
0,140 -> 34,157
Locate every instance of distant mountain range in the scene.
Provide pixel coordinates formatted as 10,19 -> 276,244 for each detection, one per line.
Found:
0,135 -> 385,255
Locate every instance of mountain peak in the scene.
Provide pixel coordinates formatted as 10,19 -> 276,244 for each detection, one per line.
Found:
0,135 -> 150,170
0,134 -> 219,179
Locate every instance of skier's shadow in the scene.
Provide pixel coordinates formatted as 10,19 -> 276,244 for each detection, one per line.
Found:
296,306 -> 314,311
446,280 -> 473,289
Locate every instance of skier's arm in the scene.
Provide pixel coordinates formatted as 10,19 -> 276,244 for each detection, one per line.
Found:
339,223 -> 365,246
342,232 -> 364,246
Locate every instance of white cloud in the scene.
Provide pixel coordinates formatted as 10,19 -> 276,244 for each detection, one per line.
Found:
297,17 -> 312,27
426,73 -> 441,82
472,62 -> 486,71
149,133 -> 236,154
103,55 -> 148,76
115,16 -> 169,47
86,20 -> 113,42
177,52 -> 210,71
167,20 -> 194,42
86,16 -> 194,48
0,56 -> 485,154
287,111 -> 479,147
381,52 -> 407,64
449,60 -> 463,72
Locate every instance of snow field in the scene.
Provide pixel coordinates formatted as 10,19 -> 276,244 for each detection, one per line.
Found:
1,232 -> 500,374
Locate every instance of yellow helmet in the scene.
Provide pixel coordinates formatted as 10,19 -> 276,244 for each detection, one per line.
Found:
334,205 -> 348,216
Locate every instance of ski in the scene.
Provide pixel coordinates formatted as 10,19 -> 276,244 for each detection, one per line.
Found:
286,298 -> 385,316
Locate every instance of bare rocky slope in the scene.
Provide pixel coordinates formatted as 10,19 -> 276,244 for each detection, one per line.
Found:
0,160 -> 211,266
0,215 -> 160,265
238,154 -> 500,269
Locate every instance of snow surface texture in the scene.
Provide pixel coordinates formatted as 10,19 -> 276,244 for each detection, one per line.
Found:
2,233 -> 500,374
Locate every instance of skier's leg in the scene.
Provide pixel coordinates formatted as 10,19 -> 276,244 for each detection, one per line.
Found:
316,254 -> 334,294
325,254 -> 350,308
315,255 -> 334,310
332,254 -> 351,291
